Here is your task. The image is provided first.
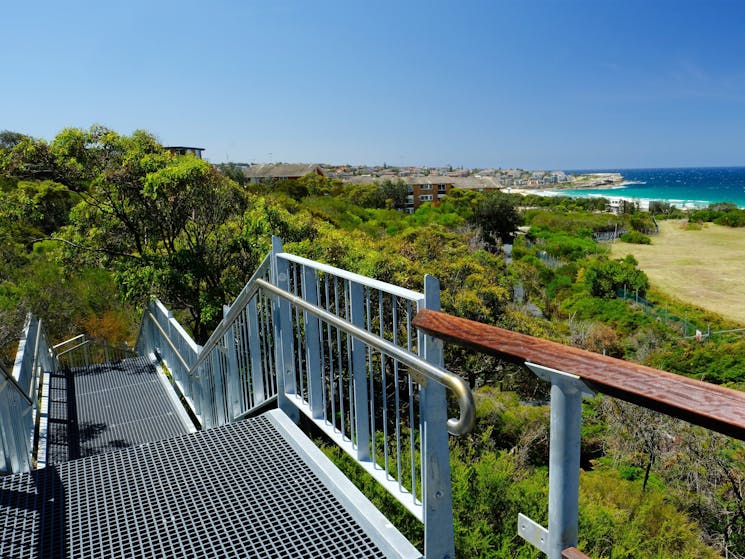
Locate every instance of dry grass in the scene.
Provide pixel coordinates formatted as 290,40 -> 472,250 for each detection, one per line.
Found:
609,220 -> 745,325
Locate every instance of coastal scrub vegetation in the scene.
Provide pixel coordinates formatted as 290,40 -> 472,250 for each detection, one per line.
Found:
1,127 -> 744,557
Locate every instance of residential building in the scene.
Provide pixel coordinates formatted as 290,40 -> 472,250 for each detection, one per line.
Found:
242,163 -> 325,183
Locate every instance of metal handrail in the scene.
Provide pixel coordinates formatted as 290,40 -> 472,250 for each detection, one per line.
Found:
256,278 -> 475,435
55,339 -> 90,358
0,361 -> 33,405
190,255 -> 270,373
52,334 -> 85,350
277,252 -> 424,302
145,312 -> 193,371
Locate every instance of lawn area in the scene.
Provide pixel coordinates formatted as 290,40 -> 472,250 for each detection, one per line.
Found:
609,220 -> 745,326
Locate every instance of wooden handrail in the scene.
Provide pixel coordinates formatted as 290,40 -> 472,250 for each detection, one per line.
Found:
562,547 -> 591,559
413,309 -> 745,441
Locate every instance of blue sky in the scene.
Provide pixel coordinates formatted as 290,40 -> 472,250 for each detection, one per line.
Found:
3,0 -> 745,169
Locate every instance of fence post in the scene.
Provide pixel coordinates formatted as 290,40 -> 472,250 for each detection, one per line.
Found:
420,275 -> 455,559
271,236 -> 300,423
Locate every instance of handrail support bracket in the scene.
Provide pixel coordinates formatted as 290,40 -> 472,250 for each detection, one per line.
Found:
519,362 -> 595,559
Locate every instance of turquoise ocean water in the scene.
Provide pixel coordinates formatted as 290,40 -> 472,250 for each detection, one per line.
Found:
550,167 -> 745,209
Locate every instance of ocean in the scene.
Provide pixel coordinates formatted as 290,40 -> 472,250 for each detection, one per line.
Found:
550,167 -> 745,209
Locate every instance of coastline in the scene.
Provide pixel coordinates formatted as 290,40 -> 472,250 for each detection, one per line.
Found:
506,174 -> 745,210
507,187 -> 723,210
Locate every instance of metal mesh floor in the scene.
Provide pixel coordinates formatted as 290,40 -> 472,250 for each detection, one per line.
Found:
1,413 -> 392,558
46,357 -> 192,464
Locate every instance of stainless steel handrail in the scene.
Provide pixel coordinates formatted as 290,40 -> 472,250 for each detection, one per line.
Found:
255,278 -> 475,435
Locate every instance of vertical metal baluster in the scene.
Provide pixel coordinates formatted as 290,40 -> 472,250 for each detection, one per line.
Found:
406,299 -> 419,503
345,279 -> 355,444
247,295 -> 265,408
393,295 -> 403,490
325,277 -> 336,429
379,293 -> 389,476
317,274 -> 327,421
292,263 -> 306,403
259,291 -> 273,395
224,311 -> 241,421
334,276 -> 345,437
367,288 -> 376,467
238,309 -> 251,409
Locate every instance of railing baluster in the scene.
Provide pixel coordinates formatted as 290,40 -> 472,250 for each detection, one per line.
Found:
345,280 -> 355,444
334,276 -> 345,438
366,288 -> 376,468
247,296 -> 265,408
325,277 -> 337,429
392,295 -> 404,490
223,311 -> 241,421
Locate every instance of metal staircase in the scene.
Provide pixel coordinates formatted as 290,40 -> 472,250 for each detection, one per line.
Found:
4,236 -> 745,559
1,237 -> 473,559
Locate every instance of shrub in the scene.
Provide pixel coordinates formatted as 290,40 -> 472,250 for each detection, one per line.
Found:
620,230 -> 651,244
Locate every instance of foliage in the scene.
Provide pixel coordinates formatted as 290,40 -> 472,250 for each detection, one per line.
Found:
620,230 -> 652,244
688,203 -> 745,227
525,210 -> 622,234
578,467 -> 721,558
1,127 -> 742,555
471,190 -> 522,246
649,337 -> 745,384
583,255 -> 649,299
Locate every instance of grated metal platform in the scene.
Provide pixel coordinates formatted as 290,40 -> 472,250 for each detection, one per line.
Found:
45,356 -> 194,464
1,410 -> 420,558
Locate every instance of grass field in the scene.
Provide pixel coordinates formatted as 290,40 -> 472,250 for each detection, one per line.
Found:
609,220 -> 745,326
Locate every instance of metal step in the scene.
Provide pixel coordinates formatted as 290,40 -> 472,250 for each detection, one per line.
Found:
44,356 -> 195,465
1,410 -> 421,559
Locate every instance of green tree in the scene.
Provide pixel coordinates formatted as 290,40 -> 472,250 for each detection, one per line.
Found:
472,191 -> 521,247
583,255 -> 649,299
59,127 -> 254,342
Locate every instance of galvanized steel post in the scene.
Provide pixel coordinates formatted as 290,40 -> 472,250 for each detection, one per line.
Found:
420,275 -> 455,559
349,281 -> 370,462
271,237 -> 300,423
302,265 -> 324,419
223,306 -> 242,422
519,363 -> 592,559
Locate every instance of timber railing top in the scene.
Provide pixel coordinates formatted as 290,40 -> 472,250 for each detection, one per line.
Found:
413,309 -> 745,441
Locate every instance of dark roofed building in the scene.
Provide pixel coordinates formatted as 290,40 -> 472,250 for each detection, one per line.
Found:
242,163 -> 325,183
164,146 -> 205,159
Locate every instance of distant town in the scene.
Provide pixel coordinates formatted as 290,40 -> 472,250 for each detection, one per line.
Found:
212,157 -> 625,213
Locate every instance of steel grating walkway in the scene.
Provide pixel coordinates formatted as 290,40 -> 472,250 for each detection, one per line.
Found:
1,410 -> 420,558
45,356 -> 194,464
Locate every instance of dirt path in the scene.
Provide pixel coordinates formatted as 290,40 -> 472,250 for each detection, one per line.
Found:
609,220 -> 745,325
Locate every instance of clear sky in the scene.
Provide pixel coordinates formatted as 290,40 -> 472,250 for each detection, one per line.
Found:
3,0 -> 745,169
